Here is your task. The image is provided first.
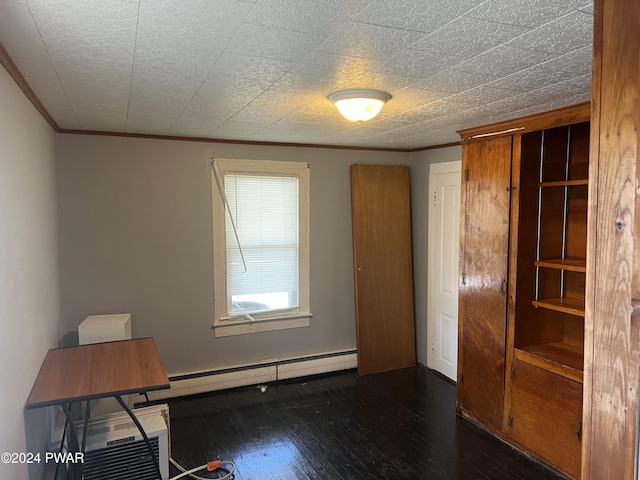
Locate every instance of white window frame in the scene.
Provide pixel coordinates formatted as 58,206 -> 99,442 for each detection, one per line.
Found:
211,158 -> 311,337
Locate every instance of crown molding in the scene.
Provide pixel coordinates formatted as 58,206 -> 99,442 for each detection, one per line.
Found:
457,102 -> 590,144
0,42 -> 59,131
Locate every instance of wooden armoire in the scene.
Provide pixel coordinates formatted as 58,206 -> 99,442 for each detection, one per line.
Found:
456,103 -> 590,479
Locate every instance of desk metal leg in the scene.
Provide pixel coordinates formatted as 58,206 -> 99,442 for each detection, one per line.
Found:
60,403 -> 82,480
81,401 -> 91,453
53,417 -> 66,480
115,395 -> 163,480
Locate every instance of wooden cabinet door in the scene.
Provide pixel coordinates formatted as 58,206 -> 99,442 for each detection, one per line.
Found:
351,164 -> 416,376
508,360 -> 583,479
457,137 -> 512,431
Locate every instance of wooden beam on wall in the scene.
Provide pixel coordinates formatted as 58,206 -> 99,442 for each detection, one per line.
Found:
583,0 -> 640,478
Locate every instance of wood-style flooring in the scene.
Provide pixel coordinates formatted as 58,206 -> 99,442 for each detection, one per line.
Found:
165,367 -> 565,480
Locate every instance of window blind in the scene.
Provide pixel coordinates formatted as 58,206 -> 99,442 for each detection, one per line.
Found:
224,173 -> 299,315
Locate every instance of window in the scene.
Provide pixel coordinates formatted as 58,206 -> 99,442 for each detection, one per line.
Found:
211,158 -> 311,337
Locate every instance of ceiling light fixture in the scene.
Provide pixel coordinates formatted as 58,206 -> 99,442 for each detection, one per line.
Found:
327,89 -> 392,122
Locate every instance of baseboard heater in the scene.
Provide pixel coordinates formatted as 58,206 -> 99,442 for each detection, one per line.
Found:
140,349 -> 357,402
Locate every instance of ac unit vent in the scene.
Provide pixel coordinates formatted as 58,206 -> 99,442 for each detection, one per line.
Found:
65,404 -> 169,480
83,437 -> 160,480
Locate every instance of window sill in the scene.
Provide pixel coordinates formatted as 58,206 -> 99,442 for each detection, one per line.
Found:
212,312 -> 313,337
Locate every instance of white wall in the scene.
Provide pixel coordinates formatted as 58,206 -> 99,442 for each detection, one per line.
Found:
0,65 -> 62,480
409,146 -> 462,365
55,134 -> 410,376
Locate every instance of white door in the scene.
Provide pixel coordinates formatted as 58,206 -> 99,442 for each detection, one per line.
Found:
427,161 -> 461,381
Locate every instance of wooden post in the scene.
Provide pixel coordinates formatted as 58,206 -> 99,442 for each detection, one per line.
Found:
583,0 -> 640,478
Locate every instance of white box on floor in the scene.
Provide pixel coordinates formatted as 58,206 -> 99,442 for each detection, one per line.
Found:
79,313 -> 132,345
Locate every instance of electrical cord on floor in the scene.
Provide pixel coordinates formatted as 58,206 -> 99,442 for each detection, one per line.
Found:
169,456 -> 236,480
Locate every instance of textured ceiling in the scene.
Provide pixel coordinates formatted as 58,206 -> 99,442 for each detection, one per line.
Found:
0,0 -> 594,149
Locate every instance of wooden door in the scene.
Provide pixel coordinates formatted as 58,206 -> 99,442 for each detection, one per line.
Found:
351,164 -> 416,376
457,136 -> 512,431
427,161 -> 461,381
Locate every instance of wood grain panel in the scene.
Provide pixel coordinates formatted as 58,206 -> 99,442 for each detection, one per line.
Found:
457,136 -> 512,431
537,267 -> 562,300
541,126 -> 570,183
583,0 -> 640,478
458,103 -> 590,144
563,270 -> 586,302
535,259 -> 586,272
511,132 -> 566,349
515,309 -> 564,349
514,343 -> 583,383
507,118 -> 587,478
563,315 -> 585,347
531,297 -> 584,316
508,360 -> 583,479
569,122 -> 590,181
26,338 -> 169,408
566,186 -> 588,259
503,133 -> 523,432
351,164 -> 416,376
539,186 -> 566,261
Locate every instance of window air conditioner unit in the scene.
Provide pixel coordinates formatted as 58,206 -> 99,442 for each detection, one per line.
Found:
70,404 -> 170,480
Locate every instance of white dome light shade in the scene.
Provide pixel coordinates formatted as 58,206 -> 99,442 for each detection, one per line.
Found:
327,89 -> 392,122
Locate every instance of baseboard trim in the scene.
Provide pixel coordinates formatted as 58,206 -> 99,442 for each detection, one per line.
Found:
139,349 -> 357,401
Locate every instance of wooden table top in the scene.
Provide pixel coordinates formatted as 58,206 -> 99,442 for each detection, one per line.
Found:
26,338 -> 170,409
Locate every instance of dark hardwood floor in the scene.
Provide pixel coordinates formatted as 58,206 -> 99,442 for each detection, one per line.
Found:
164,367 -> 566,480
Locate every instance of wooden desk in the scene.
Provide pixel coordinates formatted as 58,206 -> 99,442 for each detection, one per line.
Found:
27,337 -> 169,408
26,338 -> 170,479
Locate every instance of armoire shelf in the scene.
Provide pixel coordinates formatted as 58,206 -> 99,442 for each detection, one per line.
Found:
514,120 -> 589,478
535,258 -> 586,272
539,179 -> 588,188
514,341 -> 583,384
532,297 -> 585,316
